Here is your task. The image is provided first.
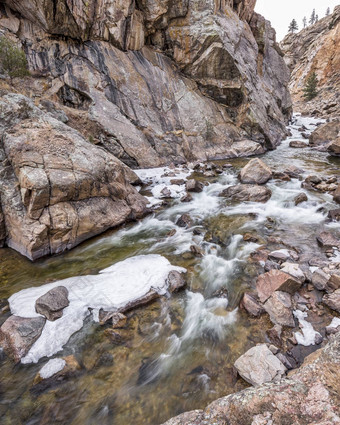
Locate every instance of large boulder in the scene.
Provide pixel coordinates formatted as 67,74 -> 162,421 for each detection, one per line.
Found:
35,286 -> 69,321
309,121 -> 340,146
0,94 -> 148,260
220,184 -> 272,202
256,270 -> 302,303
239,158 -> 272,184
234,344 -> 286,386
0,315 -> 46,362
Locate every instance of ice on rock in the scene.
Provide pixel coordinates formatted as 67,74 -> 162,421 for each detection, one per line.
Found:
294,310 -> 322,346
8,255 -> 186,363
39,358 -> 66,379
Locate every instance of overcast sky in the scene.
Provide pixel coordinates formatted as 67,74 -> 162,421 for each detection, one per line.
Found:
255,1 -> 340,41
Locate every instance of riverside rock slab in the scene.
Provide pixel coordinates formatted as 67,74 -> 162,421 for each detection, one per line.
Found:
220,184 -> 272,203
35,286 -> 69,321
323,289 -> 340,313
239,159 -> 272,185
256,270 -> 302,303
234,344 -> 286,386
0,316 -> 46,362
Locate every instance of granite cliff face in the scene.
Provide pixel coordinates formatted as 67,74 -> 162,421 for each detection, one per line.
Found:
0,0 -> 292,167
281,6 -> 340,118
0,0 -> 292,259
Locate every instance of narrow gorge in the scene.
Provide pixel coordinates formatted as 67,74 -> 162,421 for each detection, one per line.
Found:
0,1 -> 339,425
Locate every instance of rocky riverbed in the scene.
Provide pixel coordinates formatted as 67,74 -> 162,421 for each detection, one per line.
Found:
1,114 -> 340,424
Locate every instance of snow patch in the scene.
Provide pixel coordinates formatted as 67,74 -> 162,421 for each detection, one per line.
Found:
39,358 -> 66,379
294,310 -> 321,346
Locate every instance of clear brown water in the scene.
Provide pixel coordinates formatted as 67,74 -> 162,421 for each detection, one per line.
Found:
1,115 -> 340,425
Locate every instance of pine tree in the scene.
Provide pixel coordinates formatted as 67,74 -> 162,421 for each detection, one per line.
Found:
303,72 -> 318,101
315,14 -> 319,22
326,7 -> 330,16
0,37 -> 29,84
303,16 -> 307,28
288,19 -> 299,33
309,9 -> 316,25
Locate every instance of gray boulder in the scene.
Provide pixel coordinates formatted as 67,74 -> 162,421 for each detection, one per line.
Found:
0,315 -> 46,362
35,286 -> 69,321
221,184 -> 272,202
239,158 -> 272,185
234,344 -> 286,386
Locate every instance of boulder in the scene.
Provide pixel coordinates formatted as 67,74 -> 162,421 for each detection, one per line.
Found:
167,271 -> 187,292
185,179 -> 204,193
256,270 -> 302,303
323,289 -> 340,313
294,192 -> 308,205
0,95 -> 148,260
176,214 -> 193,228
328,137 -> 340,156
220,184 -> 272,202
239,159 -> 272,185
309,121 -> 340,146
327,273 -> 340,292
234,344 -> 286,386
263,291 -> 295,327
35,286 -> 69,321
311,269 -> 330,291
289,141 -> 307,148
180,193 -> 193,203
317,232 -> 340,248
268,249 -> 290,263
0,316 -> 46,362
280,262 -> 305,283
328,209 -> 340,221
240,293 -> 265,317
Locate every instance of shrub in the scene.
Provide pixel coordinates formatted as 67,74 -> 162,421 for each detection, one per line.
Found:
0,37 -> 29,83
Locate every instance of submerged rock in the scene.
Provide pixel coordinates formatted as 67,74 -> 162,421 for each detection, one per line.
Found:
234,344 -> 286,386
294,192 -> 308,205
239,158 -> 272,185
176,214 -> 193,228
33,355 -> 81,389
35,286 -> 69,321
220,184 -> 272,202
0,316 -> 46,362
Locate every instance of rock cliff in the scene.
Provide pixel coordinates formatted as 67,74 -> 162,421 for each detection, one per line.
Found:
281,6 -> 340,118
0,0 -> 292,167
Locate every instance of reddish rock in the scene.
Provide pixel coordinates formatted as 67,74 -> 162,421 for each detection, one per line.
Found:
256,270 -> 302,303
263,291 -> 295,327
323,289 -> 340,313
317,232 -> 340,248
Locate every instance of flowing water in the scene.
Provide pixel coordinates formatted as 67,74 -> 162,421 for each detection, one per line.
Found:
1,114 -> 340,425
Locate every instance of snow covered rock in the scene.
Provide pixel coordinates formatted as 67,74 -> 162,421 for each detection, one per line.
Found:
6,255 -> 186,363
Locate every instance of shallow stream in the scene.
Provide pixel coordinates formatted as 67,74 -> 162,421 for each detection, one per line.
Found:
1,114 -> 340,425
